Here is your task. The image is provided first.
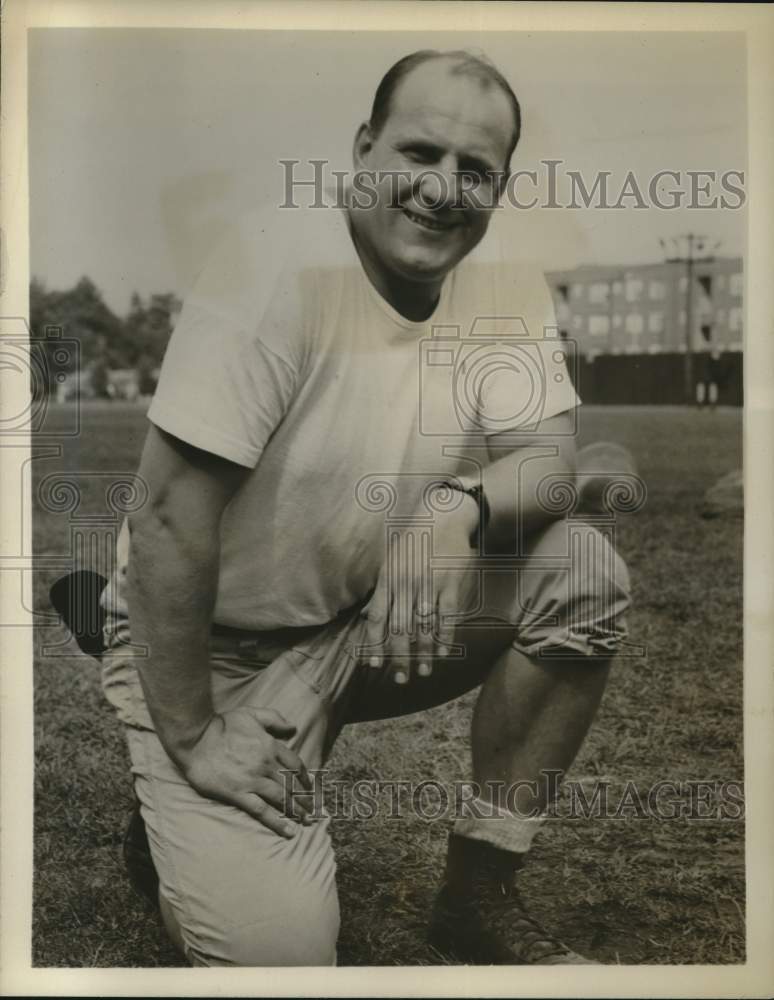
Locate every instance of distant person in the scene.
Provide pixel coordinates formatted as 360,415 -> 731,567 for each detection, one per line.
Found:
100,49 -> 631,966
696,345 -> 723,408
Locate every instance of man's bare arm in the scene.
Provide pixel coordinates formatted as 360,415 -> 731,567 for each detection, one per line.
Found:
127,425 -> 248,752
481,411 -> 577,551
127,425 -> 314,836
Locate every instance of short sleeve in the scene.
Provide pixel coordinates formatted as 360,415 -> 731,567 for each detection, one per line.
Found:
147,215 -> 307,467
475,264 -> 580,434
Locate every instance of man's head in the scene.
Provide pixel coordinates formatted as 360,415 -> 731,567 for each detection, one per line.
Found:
350,50 -> 521,291
369,50 -> 522,172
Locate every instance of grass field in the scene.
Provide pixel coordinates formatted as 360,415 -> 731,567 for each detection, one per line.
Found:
32,402 -> 744,967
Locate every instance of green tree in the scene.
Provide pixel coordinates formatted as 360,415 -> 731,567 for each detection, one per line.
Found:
125,291 -> 181,370
29,277 -> 180,396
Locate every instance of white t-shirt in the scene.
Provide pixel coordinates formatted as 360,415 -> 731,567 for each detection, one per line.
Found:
108,205 -> 580,630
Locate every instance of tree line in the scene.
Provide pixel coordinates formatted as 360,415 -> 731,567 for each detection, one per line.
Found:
30,276 -> 181,396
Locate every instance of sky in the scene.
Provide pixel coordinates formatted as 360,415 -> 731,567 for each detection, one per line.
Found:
28,29 -> 747,316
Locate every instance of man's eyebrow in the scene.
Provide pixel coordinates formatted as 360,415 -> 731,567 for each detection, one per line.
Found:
395,139 -> 445,156
458,153 -> 498,176
394,132 -> 502,175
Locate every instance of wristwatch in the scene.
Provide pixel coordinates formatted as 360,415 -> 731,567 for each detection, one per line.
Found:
451,480 -> 491,550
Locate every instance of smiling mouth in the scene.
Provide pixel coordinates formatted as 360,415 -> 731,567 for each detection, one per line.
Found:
402,208 -> 459,233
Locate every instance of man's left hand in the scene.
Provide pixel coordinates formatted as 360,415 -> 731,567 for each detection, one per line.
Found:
360,486 -> 480,684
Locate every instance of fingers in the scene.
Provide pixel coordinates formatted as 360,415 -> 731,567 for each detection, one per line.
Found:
231,792 -> 299,839
251,774 -> 315,827
241,709 -> 317,822
275,744 -> 312,790
362,574 -> 389,668
254,707 -> 297,739
366,557 -> 441,683
414,590 -> 436,679
389,626 -> 412,685
275,744 -> 316,818
436,575 -> 460,657
365,541 -> 475,682
387,556 -> 416,683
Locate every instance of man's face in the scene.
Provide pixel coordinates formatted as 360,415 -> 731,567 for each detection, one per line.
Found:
353,60 -> 514,286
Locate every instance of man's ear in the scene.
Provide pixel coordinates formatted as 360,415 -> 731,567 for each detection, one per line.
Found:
496,169 -> 510,203
353,122 -> 374,170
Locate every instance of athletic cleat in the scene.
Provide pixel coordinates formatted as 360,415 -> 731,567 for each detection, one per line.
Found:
429,879 -> 599,964
123,799 -> 159,906
429,834 -> 599,965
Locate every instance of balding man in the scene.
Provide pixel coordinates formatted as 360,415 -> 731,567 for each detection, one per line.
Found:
101,49 -> 631,966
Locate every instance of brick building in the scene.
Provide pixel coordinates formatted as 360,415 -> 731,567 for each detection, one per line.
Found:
546,256 -> 743,358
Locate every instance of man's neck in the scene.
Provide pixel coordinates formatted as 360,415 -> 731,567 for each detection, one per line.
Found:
347,212 -> 443,323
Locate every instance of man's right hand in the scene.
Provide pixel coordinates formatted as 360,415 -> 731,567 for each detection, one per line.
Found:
176,706 -> 316,839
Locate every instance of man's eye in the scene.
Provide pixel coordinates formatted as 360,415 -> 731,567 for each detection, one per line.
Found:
404,149 -> 435,164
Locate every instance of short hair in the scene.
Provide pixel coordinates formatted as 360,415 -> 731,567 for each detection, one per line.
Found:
368,49 -> 522,171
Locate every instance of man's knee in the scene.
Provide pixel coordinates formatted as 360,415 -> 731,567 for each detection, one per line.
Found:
513,518 -> 631,658
178,884 -> 340,967
152,809 -> 342,968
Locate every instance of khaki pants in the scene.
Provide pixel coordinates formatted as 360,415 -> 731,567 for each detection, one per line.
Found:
102,519 -> 631,966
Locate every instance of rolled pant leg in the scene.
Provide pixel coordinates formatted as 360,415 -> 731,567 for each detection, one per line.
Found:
344,518 -> 632,724
503,517 -> 632,658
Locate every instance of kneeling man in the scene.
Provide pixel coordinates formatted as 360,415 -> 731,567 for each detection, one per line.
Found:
101,49 -> 631,966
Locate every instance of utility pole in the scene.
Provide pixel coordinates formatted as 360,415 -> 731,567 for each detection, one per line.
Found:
684,234 -> 696,404
659,234 -> 716,404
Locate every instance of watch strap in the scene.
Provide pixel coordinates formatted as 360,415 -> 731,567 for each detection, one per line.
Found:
450,479 -> 490,550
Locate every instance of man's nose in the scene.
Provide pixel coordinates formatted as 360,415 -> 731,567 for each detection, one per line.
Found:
415,155 -> 459,211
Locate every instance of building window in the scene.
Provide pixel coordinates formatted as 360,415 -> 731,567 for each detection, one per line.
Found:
679,276 -> 688,293
625,313 -> 644,335
589,282 -> 609,304
588,315 -> 610,336
729,307 -> 743,331
612,281 -> 623,295
573,315 -> 583,329
729,272 -> 743,297
649,280 -> 666,301
716,309 -> 726,324
571,283 -> 584,299
612,314 -> 622,328
648,344 -> 662,354
648,311 -> 664,333
697,275 -> 713,299
556,301 -> 570,321
716,274 -> 725,290
625,278 -> 644,303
